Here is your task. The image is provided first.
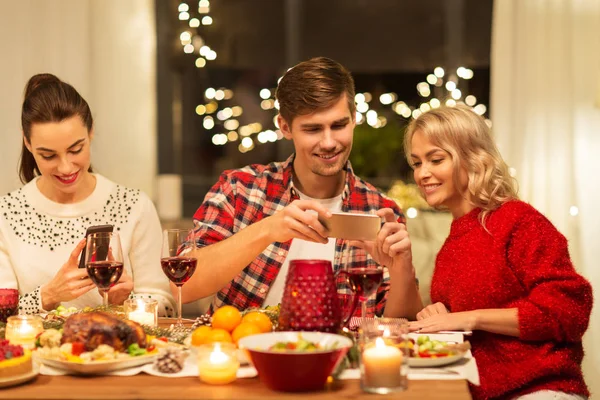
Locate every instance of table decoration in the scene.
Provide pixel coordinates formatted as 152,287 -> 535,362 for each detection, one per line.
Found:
197,342 -> 239,385
358,318 -> 408,394
125,299 -> 158,327
4,315 -> 43,349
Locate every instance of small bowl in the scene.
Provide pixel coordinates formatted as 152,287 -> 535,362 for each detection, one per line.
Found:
238,331 -> 352,392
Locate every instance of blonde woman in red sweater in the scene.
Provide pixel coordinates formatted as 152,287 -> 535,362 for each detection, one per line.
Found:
405,105 -> 592,400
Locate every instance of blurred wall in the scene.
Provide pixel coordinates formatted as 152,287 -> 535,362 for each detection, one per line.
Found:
0,0 -> 157,199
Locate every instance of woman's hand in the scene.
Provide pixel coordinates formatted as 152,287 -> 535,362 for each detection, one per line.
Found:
105,272 -> 134,305
349,208 -> 412,273
41,239 -> 96,310
416,302 -> 450,320
409,310 -> 477,333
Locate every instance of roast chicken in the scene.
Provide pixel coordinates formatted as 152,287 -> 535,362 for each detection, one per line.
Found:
60,312 -> 147,352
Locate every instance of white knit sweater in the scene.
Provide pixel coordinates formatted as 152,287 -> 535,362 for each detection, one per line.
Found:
0,174 -> 175,316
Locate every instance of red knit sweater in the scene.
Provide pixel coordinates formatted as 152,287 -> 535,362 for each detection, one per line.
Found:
431,200 -> 592,400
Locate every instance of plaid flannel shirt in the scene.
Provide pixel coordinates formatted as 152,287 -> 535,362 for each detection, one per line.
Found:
190,154 -> 405,316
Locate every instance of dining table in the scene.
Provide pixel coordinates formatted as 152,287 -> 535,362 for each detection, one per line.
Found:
2,374 -> 472,399
1,317 -> 473,399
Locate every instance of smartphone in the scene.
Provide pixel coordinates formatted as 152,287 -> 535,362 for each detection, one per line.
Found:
320,212 -> 381,241
78,224 -> 114,268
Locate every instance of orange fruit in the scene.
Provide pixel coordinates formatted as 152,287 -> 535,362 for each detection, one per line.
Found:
191,326 -> 212,346
241,311 -> 273,333
211,305 -> 242,333
232,322 -> 262,345
206,328 -> 233,344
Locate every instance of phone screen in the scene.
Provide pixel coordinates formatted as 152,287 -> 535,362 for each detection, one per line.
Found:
78,225 -> 114,268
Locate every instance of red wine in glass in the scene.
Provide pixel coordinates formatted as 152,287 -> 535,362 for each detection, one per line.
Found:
160,257 -> 197,286
0,288 -> 19,323
86,261 -> 124,290
347,268 -> 383,301
162,229 -> 197,327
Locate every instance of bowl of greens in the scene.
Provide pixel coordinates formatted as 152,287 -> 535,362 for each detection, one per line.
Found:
238,331 -> 352,392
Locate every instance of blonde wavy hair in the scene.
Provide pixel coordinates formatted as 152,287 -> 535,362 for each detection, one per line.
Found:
403,105 -> 518,225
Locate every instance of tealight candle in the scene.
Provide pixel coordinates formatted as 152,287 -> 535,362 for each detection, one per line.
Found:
362,337 -> 403,388
5,315 -> 44,349
359,323 -> 408,394
197,343 -> 239,385
124,299 -> 158,327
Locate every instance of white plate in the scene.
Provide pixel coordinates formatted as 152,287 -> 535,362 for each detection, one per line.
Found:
33,352 -> 157,375
408,353 -> 465,367
0,366 -> 39,388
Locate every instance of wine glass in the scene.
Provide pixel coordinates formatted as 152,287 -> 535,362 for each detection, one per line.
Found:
340,264 -> 384,324
85,231 -> 124,308
161,229 -> 197,327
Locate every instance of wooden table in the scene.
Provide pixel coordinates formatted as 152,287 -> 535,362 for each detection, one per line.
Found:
2,375 -> 471,399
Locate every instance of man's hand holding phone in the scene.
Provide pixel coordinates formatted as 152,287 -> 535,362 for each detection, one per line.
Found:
265,199 -> 332,244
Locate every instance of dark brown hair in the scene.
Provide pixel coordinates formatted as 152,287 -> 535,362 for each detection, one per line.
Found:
275,57 -> 356,124
20,73 -> 94,183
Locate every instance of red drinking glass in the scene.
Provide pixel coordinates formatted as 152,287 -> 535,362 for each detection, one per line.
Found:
0,288 -> 19,323
278,259 -> 356,333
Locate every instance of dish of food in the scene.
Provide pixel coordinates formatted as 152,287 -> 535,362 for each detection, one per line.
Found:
34,311 -> 161,374
268,336 -> 335,352
403,335 -> 470,367
0,367 -> 39,388
34,352 -> 157,374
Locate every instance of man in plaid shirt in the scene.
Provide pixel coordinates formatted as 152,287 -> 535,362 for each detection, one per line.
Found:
180,57 -> 423,319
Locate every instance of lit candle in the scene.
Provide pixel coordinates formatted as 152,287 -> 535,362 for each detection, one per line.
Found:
5,315 -> 44,349
128,309 -> 155,326
362,337 -> 403,388
198,343 -> 239,385
125,299 -> 157,326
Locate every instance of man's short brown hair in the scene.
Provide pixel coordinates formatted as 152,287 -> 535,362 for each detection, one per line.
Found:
275,57 -> 356,124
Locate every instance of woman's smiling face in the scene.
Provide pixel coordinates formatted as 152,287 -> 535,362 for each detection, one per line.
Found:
410,130 -> 472,218
25,115 -> 94,202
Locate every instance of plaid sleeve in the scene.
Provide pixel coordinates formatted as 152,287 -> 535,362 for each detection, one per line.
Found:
189,173 -> 238,249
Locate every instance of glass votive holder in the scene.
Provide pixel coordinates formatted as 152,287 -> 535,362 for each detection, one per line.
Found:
359,317 -> 409,394
5,315 -> 44,349
197,342 -> 240,385
0,288 -> 19,323
124,299 -> 158,327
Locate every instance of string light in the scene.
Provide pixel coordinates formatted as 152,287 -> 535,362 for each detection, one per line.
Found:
569,206 -> 579,216
259,89 -> 271,99
406,207 -> 418,219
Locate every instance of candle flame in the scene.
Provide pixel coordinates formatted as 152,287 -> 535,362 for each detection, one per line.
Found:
375,337 -> 386,348
383,328 -> 391,337
209,343 -> 230,364
136,299 -> 145,309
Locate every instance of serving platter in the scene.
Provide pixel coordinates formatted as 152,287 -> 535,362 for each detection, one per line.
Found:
33,352 -> 156,375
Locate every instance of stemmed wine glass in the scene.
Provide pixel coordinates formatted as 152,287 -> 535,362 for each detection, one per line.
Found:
161,229 -> 197,327
85,232 -> 124,308
340,263 -> 384,324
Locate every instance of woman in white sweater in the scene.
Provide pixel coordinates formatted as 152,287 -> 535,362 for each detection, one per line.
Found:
0,73 -> 175,316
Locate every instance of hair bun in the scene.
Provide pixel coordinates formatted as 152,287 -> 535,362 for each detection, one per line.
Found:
24,73 -> 61,99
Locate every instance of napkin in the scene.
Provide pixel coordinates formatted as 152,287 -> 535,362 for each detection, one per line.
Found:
141,355 -> 257,379
38,356 -> 258,379
348,317 -> 472,335
338,353 -> 479,385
